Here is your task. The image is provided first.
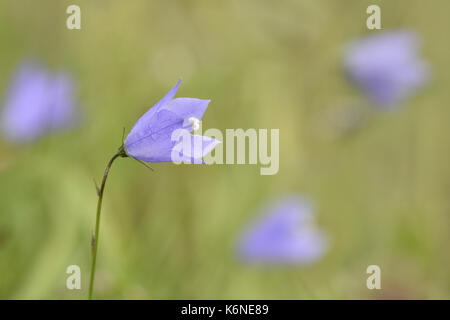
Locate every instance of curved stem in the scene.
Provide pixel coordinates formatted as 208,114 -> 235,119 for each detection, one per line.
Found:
89,149 -> 125,300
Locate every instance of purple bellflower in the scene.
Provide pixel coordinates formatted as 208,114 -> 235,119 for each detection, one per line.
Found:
237,196 -> 328,265
1,61 -> 78,143
124,79 -> 220,163
343,30 -> 430,108
89,79 -> 221,299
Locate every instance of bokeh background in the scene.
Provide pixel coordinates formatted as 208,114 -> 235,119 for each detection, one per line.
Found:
1,0 -> 450,299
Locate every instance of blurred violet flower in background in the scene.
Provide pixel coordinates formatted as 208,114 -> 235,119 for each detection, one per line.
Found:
237,196 -> 328,265
343,30 -> 430,108
1,61 -> 78,143
125,79 -> 220,163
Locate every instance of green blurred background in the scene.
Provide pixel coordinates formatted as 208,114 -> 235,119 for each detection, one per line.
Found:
1,0 -> 450,299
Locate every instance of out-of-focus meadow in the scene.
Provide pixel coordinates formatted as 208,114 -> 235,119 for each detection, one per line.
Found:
1,0 -> 450,299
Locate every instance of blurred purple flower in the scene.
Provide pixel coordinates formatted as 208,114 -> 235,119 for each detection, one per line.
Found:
343,30 -> 430,108
237,196 -> 328,265
125,79 -> 220,163
1,61 -> 78,143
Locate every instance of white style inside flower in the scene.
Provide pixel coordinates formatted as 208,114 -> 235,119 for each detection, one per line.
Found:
188,117 -> 200,131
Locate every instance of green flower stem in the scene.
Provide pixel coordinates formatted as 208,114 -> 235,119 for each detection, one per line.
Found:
89,146 -> 127,300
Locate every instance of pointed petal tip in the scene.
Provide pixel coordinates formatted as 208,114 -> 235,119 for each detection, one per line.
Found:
173,78 -> 182,90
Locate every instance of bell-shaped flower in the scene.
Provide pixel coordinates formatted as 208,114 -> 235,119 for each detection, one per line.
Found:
1,61 -> 78,143
237,196 -> 328,265
343,30 -> 430,108
124,79 -> 220,163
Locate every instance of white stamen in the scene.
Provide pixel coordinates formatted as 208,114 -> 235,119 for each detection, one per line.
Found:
188,117 -> 200,131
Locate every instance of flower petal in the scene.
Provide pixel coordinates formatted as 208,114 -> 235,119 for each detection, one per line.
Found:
161,98 -> 210,130
125,109 -> 184,162
169,130 -> 221,164
181,134 -> 221,159
125,79 -> 181,146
